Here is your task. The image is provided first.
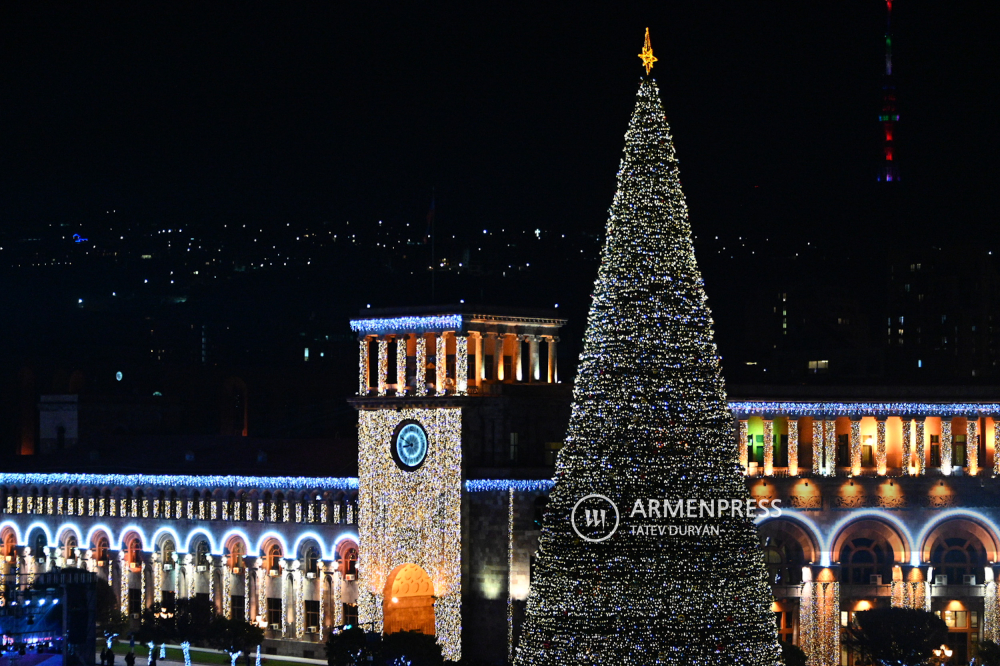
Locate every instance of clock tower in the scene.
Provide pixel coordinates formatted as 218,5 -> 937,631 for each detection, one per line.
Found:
349,305 -> 567,661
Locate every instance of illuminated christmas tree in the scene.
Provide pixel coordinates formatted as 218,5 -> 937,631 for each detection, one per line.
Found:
514,31 -> 781,666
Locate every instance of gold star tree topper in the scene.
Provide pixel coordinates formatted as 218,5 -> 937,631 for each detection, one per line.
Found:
638,27 -> 657,75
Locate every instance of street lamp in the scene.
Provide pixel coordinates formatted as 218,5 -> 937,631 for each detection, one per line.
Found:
932,644 -> 953,665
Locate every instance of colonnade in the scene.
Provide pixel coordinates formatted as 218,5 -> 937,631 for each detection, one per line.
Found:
358,331 -> 559,396
735,410 -> 999,477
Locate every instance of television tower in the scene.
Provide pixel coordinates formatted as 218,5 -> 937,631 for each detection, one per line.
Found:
878,0 -> 900,182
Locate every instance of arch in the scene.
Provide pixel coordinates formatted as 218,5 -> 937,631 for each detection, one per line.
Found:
292,532 -> 329,561
150,526 -> 183,553
1,527 -> 19,559
919,515 -> 1000,584
224,534 -> 248,570
115,525 -> 150,551
825,511 -> 914,568
56,524 -> 84,548
183,528 -> 216,555
0,521 -> 23,546
254,531 -> 289,559
24,521 -> 54,549
756,514 -> 822,565
917,510 -> 1000,565
261,538 -> 283,572
757,518 -> 819,586
382,563 -> 435,636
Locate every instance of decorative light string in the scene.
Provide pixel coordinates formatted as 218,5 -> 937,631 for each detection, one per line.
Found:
787,419 -> 799,476
969,419 -> 979,475
850,420 -> 862,476
350,314 -> 464,335
762,419 -> 773,477
876,419 -> 887,476
738,421 -> 748,472
902,419 -> 913,474
941,419 -> 953,476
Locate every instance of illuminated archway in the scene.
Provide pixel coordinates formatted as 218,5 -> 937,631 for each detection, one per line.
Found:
382,563 -> 435,636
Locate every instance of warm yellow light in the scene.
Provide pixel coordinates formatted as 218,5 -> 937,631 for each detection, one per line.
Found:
770,601 -> 779,612
856,600 -> 872,611
638,27 -> 658,75
391,596 -> 398,604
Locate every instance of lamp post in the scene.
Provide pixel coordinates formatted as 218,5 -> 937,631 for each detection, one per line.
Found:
932,644 -> 953,665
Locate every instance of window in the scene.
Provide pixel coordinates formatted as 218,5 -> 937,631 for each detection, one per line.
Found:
839,537 -> 890,585
930,435 -> 941,467
954,434 -> 967,468
267,598 -> 282,628
836,434 -> 850,467
509,433 -> 519,463
808,360 -> 829,374
931,537 -> 983,585
305,600 -> 320,630
231,596 -> 245,621
862,436 -> 874,467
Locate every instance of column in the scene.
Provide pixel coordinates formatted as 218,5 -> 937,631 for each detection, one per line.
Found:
812,418 -> 823,475
436,333 -> 449,393
466,331 -> 481,390
915,418 -> 926,476
222,559 -> 232,619
850,418 -> 861,476
119,551 -> 129,616
472,331 -> 484,384
738,420 -> 749,473
527,335 -> 540,382
824,419 -> 836,476
800,572 -> 840,666
901,418 -> 913,475
415,335 -> 428,396
395,335 -> 407,393
546,336 -> 559,383
280,559 -> 290,637
891,567 -> 929,611
456,334 -> 468,394
787,417 -> 799,477
358,338 -> 369,395
153,552 -> 162,608
762,418 -> 774,477
377,337 -> 389,396
494,334 -> 504,381
295,567 -> 305,638
986,568 -> 1000,644
941,417 -> 953,475
876,418 -> 887,476
994,416 -> 1000,476
969,418 -> 980,476
513,334 -> 524,382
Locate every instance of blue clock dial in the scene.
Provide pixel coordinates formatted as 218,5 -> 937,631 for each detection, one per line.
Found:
393,422 -> 428,470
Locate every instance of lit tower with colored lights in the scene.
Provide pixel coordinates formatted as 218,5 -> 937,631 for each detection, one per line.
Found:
878,0 -> 900,182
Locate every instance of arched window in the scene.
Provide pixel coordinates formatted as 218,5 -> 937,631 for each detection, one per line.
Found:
263,492 -> 273,522
761,537 -> 804,585
228,541 -> 245,571
94,536 -> 110,565
196,541 -> 210,567
342,547 -> 358,577
33,532 -> 47,559
2,533 -> 17,560
266,544 -> 282,572
839,537 -> 891,585
126,537 -> 142,569
932,537 -> 985,585
63,534 -> 78,561
162,540 -> 176,569
304,546 -> 320,575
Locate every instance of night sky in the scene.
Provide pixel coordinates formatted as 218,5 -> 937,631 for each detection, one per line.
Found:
4,2 -> 996,241
1,1 -> 998,392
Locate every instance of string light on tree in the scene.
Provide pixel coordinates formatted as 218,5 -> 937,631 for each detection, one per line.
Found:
513,30 -> 780,666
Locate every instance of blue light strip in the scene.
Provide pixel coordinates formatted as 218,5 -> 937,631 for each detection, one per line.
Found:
0,473 -> 358,491
729,401 -> 1000,418
350,314 -> 463,334
464,479 -> 554,492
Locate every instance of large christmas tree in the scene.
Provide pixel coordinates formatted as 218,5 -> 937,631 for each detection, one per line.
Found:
514,33 -> 781,666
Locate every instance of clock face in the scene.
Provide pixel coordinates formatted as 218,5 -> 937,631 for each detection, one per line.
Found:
392,421 -> 428,471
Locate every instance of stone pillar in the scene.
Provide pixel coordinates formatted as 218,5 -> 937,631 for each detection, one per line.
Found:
436,333 -> 449,393
513,334 -> 524,382
295,566 -> 305,639
358,338 -> 369,395
546,336 -> 559,383
493,334 -> 504,381
986,568 -> 1000,644
762,418 -> 774,477
850,418 -> 862,476
970,418 -> 980,476
280,560 -> 291,637
738,420 -> 748,473
456,334 -> 468,395
472,331 -> 484,384
377,337 -> 389,397
415,335 -> 428,396
915,418 -> 926,476
901,417 -> 913,475
941,418 -> 953,475
395,335 -> 407,393
527,335 -> 540,382
876,418 -> 887,476
787,417 -> 799,477
812,418 -> 823,475
153,552 -> 162,607
823,419 -> 836,476
891,567 -> 929,611
800,573 -> 840,666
